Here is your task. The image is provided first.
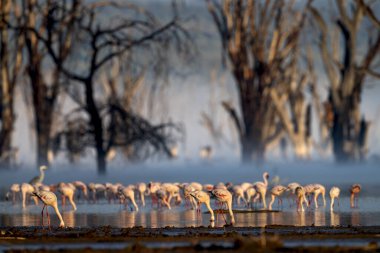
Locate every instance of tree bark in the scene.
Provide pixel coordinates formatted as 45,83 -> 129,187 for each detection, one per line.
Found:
85,79 -> 106,174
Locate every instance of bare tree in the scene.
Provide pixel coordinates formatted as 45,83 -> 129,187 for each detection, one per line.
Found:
270,49 -> 313,159
39,1 -> 190,173
5,0 -> 80,167
207,0 -> 310,162
309,0 -> 380,161
0,0 -> 23,166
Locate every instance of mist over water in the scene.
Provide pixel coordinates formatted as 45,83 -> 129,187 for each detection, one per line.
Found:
0,160 -> 379,194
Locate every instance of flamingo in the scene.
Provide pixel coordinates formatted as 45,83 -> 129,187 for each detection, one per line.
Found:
240,182 -> 253,192
190,191 -> 215,222
33,190 -> 65,229
210,189 -> 235,225
161,183 -> 182,205
105,183 -> 123,203
203,184 -> 214,192
118,186 -> 139,211
329,187 -> 340,211
35,183 -> 51,192
268,185 -> 287,210
350,184 -> 361,208
246,187 -> 257,208
303,184 -> 326,208
57,183 -> 77,211
136,182 -> 147,207
232,185 -> 247,207
29,165 -> 48,185
252,172 -> 269,209
21,183 -> 38,208
156,189 -> 171,210
199,146 -> 212,160
295,186 -> 308,212
72,181 -> 88,201
182,184 -> 198,210
88,183 -> 106,202
287,182 -> 301,206
5,184 -> 20,204
215,182 -> 227,190
312,184 -> 326,208
148,182 -> 161,208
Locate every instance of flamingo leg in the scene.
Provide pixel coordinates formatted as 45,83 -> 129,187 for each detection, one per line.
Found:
41,205 -> 46,227
218,203 -> 227,224
46,207 -> 51,231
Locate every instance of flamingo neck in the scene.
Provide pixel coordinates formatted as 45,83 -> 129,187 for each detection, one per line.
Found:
205,200 -> 214,221
53,203 -> 65,227
263,174 -> 268,187
330,197 -> 334,210
227,199 -> 235,224
39,169 -> 45,183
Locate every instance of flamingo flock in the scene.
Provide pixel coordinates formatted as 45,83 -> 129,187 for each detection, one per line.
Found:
4,166 -> 363,228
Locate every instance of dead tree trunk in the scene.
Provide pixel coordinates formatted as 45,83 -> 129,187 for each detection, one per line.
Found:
310,0 -> 380,162
208,0 -> 310,162
85,78 -> 106,173
0,0 -> 22,167
13,0 -> 79,167
42,2 -> 189,173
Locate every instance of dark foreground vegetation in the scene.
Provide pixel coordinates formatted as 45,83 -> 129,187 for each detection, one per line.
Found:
1,225 -> 380,252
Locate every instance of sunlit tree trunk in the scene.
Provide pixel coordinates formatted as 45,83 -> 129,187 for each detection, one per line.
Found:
208,0 -> 310,162
0,0 -> 22,167
310,0 -> 380,162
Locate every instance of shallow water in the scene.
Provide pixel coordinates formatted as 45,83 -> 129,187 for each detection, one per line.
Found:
0,196 -> 379,228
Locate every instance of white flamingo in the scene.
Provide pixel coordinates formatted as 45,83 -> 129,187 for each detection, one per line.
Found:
136,182 -> 147,207
21,183 -> 38,208
88,183 -> 107,202
295,186 -> 308,212
33,190 -> 65,229
232,185 -> 247,207
190,191 -> 215,222
304,184 -> 326,208
156,189 -> 171,210
329,187 -> 340,211
161,183 -> 182,205
210,189 -> 235,225
240,182 -> 253,192
182,184 -> 198,210
148,182 -> 161,208
29,165 -> 48,185
105,183 -> 123,203
72,181 -> 88,201
58,183 -> 77,211
287,182 -> 301,206
246,187 -> 257,208
268,185 -> 287,210
6,184 -> 20,204
252,172 -> 269,209
118,186 -> 139,211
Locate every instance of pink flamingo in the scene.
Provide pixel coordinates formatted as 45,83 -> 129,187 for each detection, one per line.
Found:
350,184 -> 361,208
33,190 -> 65,229
210,189 -> 235,225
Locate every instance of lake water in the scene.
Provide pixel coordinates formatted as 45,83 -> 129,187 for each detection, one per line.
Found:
0,195 -> 379,228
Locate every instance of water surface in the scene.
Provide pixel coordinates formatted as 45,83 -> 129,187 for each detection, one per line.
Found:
1,196 -> 379,228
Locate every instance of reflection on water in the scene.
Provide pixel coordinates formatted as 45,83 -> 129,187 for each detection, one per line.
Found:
1,196 -> 379,228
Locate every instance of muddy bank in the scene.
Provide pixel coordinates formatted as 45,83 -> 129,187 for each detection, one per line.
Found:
2,225 -> 380,239
0,225 -> 380,252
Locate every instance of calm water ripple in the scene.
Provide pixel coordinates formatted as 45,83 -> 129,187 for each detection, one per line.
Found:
1,196 -> 379,228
